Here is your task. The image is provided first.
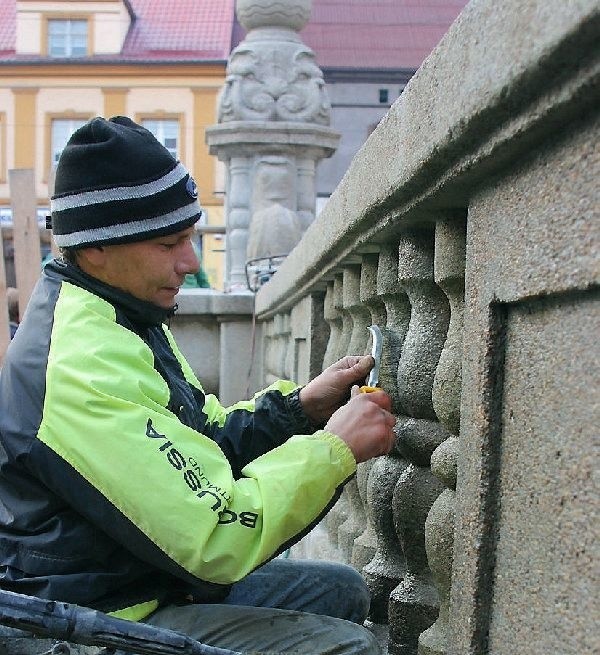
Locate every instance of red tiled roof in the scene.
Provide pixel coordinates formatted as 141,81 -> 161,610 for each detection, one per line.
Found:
0,0 -> 235,61
122,0 -> 234,60
300,0 -> 469,69
0,0 -> 467,67
0,0 -> 15,54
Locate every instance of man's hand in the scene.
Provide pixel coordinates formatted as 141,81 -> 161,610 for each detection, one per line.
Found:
325,388 -> 396,463
299,355 -> 375,426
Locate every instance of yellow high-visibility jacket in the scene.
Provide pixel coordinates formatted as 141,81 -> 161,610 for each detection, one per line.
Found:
0,260 -> 356,620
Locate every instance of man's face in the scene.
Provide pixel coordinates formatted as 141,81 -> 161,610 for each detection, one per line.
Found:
83,226 -> 200,308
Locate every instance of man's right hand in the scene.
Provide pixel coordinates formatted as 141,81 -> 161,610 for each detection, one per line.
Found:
324,388 -> 396,463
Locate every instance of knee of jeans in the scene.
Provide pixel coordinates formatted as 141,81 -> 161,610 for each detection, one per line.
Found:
331,563 -> 371,622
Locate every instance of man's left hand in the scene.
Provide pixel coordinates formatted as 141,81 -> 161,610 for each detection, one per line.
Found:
299,355 -> 374,426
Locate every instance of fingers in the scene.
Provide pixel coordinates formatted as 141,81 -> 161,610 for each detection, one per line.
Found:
333,355 -> 374,374
358,388 -> 392,412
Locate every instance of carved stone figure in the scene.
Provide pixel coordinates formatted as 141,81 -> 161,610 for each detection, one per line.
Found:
247,156 -> 304,260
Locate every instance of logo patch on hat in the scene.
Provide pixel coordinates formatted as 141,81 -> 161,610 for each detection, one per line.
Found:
186,176 -> 198,199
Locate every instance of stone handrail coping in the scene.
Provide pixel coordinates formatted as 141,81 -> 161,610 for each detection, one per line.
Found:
255,0 -> 599,318
175,289 -> 255,315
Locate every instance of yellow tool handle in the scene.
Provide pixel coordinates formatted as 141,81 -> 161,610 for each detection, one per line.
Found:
359,385 -> 379,393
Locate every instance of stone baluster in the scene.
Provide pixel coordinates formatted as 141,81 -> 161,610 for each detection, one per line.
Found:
271,314 -> 284,380
322,280 -> 342,370
334,273 -> 353,362
351,252 -> 387,573
363,244 -> 412,625
338,265 -> 371,561
344,264 -> 371,356
321,279 -> 350,550
263,318 -> 278,386
377,244 -> 412,415
388,228 -> 451,655
282,313 -> 293,381
418,218 -> 466,655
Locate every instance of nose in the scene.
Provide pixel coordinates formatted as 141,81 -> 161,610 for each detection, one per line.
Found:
175,238 -> 200,276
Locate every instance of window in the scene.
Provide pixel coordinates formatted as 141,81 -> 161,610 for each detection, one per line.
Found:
378,88 -> 389,104
51,119 -> 87,167
48,19 -> 88,58
142,120 -> 179,159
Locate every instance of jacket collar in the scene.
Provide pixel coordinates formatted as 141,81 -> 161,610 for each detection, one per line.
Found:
45,259 -> 175,327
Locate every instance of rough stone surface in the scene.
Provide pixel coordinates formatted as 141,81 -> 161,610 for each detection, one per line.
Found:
452,111 -> 599,654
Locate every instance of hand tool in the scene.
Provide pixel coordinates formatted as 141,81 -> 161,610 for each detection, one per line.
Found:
360,324 -> 383,393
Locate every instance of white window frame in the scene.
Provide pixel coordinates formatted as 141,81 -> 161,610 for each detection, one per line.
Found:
51,118 -> 87,167
142,119 -> 180,159
48,19 -> 88,58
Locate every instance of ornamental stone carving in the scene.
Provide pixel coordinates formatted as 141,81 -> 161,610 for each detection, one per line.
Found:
207,0 -> 338,290
236,0 -> 312,31
219,0 -> 330,125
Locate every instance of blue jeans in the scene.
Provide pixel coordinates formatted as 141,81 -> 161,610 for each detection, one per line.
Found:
145,558 -> 382,654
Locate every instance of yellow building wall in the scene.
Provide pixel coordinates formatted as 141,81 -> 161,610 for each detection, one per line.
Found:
0,64 -> 227,289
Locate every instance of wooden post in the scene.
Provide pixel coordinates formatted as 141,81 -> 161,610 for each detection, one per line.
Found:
9,169 -> 42,316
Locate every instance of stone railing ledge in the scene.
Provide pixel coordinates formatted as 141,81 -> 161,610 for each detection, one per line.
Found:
175,288 -> 255,316
255,0 -> 599,318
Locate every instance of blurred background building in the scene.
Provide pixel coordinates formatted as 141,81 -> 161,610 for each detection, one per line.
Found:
0,0 -> 467,290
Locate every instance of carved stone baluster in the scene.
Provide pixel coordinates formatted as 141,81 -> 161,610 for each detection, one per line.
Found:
322,281 -> 342,370
263,318 -> 278,386
322,283 -> 348,550
351,253 -> 387,573
389,229 -> 451,655
363,245 -> 411,626
282,313 -> 293,381
275,314 -> 286,380
345,265 -> 371,356
338,265 -> 371,561
418,218 -> 466,655
334,273 -> 353,362
377,244 -> 412,415
352,459 -> 376,572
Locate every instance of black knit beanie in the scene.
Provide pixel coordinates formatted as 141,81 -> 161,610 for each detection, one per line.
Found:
50,116 -> 202,248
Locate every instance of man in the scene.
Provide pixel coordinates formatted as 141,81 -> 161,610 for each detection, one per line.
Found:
0,117 -> 395,654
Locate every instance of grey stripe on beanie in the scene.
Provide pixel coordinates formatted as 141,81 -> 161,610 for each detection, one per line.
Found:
51,162 -> 188,213
50,116 -> 202,247
53,202 -> 201,248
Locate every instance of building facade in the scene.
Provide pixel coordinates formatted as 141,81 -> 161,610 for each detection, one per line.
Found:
0,0 -> 233,289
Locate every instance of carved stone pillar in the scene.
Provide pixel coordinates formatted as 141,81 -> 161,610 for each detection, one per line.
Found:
418,218 -> 466,655
205,0 -> 339,291
226,157 -> 252,290
362,244 -> 412,626
388,229 -> 451,655
297,157 -> 317,230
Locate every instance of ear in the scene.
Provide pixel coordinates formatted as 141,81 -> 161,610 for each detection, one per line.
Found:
77,246 -> 107,269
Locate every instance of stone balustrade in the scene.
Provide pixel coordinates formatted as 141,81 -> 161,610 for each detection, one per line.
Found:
253,1 -> 599,653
